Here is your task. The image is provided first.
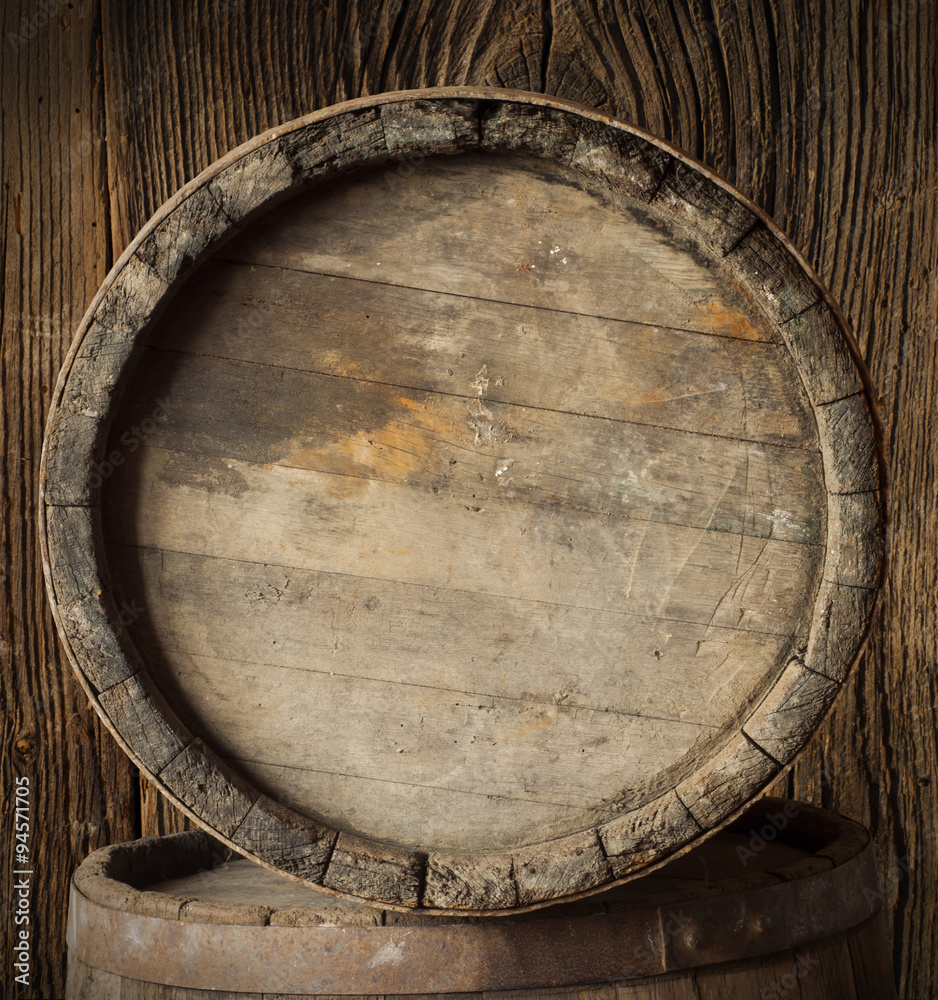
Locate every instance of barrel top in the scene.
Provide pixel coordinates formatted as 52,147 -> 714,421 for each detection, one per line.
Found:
42,87 -> 887,913
68,797 -> 882,993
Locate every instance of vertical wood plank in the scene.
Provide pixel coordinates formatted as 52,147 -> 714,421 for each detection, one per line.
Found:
0,1 -> 140,998
693,950 -> 806,1000
765,8 -> 938,1000
846,914 -> 901,1000
614,975 -> 699,999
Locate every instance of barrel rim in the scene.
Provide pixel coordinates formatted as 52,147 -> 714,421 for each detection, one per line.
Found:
41,86 -> 888,914
67,797 -> 884,993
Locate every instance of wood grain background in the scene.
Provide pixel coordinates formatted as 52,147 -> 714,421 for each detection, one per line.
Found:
1,0 -> 934,996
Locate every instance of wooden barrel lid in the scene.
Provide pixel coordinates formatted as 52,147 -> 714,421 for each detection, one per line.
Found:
41,88 -> 887,913
67,797 -> 886,994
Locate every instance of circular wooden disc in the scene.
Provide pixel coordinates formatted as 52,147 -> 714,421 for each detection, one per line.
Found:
41,88 -> 886,913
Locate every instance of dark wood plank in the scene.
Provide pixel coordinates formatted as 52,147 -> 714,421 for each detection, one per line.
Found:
846,913 -> 900,999
613,975 -> 699,999
0,2 -> 139,998
758,5 -> 938,999
792,937 -> 858,1000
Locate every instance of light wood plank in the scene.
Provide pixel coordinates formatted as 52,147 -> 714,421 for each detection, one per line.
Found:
144,255 -> 818,447
137,649 -> 724,850
221,153 -> 770,338
245,757 -> 588,854
112,545 -> 796,728
105,446 -> 824,635
116,347 -> 827,545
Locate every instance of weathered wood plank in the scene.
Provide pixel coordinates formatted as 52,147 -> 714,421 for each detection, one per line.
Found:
220,153 -> 766,336
424,851 -> 518,910
674,733 -> 777,830
322,832 -> 423,906
742,659 -> 840,766
802,579 -> 878,682
599,791 -> 702,878
118,648 -> 722,852
512,830 -> 612,905
815,394 -> 881,495
117,346 -> 826,544
96,671 -> 190,776
44,504 -> 142,693
0,3 -> 139,998
231,795 -> 336,884
158,741 -> 259,839
145,255 -> 822,448
233,757 -> 595,857
108,545 -> 795,731
104,445 -> 824,633
777,303 -> 865,407
693,948 -> 809,999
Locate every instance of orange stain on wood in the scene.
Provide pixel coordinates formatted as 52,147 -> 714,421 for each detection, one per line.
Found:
693,299 -> 766,341
282,388 -> 457,495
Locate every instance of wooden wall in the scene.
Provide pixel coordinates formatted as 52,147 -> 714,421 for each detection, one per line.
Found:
1,1 -> 934,997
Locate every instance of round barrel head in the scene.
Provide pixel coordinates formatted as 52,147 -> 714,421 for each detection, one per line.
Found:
41,88 -> 886,913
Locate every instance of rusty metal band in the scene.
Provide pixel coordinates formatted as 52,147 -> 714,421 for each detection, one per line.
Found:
68,840 -> 882,994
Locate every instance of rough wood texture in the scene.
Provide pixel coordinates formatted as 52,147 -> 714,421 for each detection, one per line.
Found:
0,2 -> 140,998
41,92 -> 883,911
64,801 -> 897,998
2,0 -> 933,993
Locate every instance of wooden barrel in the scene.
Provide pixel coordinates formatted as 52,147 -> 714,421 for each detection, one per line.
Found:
42,88 -> 887,913
66,797 -> 896,999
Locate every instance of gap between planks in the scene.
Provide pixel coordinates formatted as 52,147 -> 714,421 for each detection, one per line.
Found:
212,252 -> 780,346
129,633 -> 723,729
106,539 -> 814,643
144,340 -> 824,457
225,754 -> 596,811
